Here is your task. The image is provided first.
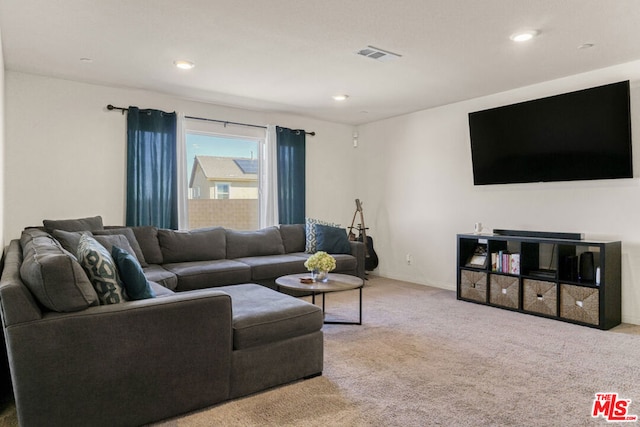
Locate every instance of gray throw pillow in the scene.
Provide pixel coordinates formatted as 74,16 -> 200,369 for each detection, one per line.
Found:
52,229 -> 92,255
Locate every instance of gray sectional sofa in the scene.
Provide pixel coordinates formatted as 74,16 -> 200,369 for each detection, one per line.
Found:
137,223 -> 364,292
0,218 -> 365,426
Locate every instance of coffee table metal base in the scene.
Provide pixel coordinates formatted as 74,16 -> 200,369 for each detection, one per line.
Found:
313,288 -> 362,325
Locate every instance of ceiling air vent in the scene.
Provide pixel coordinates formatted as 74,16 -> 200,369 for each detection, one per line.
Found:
356,46 -> 402,62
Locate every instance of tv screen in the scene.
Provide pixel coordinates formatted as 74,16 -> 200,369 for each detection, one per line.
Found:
468,81 -> 633,185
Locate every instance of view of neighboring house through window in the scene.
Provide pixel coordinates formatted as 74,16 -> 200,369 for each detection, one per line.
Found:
214,182 -> 230,199
186,132 -> 260,230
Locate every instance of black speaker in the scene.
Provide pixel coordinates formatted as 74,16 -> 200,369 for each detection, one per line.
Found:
561,255 -> 579,281
579,252 -> 594,282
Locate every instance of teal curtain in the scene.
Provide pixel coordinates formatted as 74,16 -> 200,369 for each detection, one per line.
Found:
126,107 -> 178,229
277,127 -> 306,224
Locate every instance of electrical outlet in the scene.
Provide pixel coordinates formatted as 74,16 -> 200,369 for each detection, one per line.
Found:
406,253 -> 412,265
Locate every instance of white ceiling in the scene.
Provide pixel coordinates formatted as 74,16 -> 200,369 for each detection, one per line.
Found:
1,0 -> 640,125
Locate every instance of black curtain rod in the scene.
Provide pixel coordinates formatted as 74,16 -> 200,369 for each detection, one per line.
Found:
107,104 -> 315,136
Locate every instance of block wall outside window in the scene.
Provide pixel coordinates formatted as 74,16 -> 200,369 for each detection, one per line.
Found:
188,199 -> 258,230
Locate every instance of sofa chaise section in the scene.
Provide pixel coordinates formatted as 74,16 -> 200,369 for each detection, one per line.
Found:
217,284 -> 324,398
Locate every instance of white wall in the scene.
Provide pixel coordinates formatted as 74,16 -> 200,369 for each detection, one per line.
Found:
357,60 -> 640,325
7,61 -> 640,325
4,71 -> 358,240
0,32 -> 4,250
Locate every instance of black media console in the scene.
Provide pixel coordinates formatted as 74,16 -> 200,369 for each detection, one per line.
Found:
456,232 -> 621,330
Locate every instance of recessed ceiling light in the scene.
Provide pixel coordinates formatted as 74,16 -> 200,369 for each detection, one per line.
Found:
510,30 -> 540,42
332,94 -> 349,101
174,60 -> 195,70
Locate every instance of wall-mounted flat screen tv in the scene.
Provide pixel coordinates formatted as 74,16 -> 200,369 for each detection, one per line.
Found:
468,80 -> 633,185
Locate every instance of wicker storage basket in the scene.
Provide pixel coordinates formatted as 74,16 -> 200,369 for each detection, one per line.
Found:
490,274 -> 519,309
560,284 -> 599,325
523,279 -> 557,316
460,270 -> 487,303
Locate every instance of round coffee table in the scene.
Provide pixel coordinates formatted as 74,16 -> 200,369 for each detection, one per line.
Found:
275,273 -> 364,325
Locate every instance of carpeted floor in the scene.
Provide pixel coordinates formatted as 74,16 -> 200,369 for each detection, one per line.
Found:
2,277 -> 640,426
151,277 -> 640,427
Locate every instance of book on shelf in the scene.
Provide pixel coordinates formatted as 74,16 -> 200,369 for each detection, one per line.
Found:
491,251 -> 520,275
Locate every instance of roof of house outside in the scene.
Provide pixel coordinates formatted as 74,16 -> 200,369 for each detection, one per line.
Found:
189,156 -> 258,188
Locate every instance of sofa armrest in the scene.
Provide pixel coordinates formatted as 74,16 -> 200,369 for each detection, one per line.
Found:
6,289 -> 233,427
349,240 -> 366,279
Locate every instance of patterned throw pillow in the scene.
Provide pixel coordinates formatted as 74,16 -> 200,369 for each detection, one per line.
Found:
77,234 -> 128,304
305,217 -> 340,253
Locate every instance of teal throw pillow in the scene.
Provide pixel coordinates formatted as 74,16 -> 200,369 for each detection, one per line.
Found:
315,224 -> 352,254
77,234 -> 127,304
305,217 -> 340,253
111,245 -> 156,300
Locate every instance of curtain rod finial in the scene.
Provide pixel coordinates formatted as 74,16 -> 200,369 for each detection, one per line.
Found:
106,104 -> 127,114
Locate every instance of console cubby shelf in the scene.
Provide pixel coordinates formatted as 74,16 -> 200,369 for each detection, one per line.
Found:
456,233 -> 621,330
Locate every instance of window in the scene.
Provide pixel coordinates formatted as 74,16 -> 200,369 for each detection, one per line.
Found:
185,129 -> 261,230
214,182 -> 230,199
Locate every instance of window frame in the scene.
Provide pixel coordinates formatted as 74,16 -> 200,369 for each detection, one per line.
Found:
182,122 -> 265,230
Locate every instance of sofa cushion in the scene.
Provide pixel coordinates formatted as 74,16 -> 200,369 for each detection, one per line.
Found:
142,265 -> 178,291
94,228 -> 148,267
43,215 -> 104,233
111,246 -> 155,300
19,230 -> 99,312
218,284 -> 323,350
148,281 -> 175,297
226,227 -> 285,259
158,227 -> 226,263
93,234 -> 141,264
234,255 -> 308,280
129,226 -> 163,265
315,224 -> 352,254
162,260 -> 252,291
279,224 -> 306,253
305,218 -> 340,253
77,234 -> 127,304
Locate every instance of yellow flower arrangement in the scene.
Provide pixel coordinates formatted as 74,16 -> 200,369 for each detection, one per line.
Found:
304,251 -> 336,272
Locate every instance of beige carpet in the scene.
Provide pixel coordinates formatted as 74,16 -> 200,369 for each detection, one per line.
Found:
152,277 -> 640,427
2,277 -> 640,426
